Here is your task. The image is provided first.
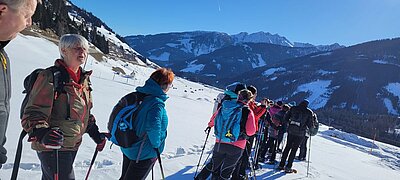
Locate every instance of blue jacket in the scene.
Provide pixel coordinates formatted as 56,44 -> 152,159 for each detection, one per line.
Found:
121,78 -> 169,161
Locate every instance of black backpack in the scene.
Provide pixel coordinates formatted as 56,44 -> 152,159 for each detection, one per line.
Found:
20,66 -> 69,119
13,66 -> 69,180
108,92 -> 147,148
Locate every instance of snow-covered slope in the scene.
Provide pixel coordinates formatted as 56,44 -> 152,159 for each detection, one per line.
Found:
0,34 -> 399,179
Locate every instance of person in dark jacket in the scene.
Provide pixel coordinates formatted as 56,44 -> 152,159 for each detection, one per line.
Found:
278,100 -> 313,173
119,68 -> 174,180
297,112 -> 317,161
0,0 -> 40,168
21,34 -> 106,180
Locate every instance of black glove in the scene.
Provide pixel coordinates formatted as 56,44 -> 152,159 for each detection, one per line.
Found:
34,128 -> 64,149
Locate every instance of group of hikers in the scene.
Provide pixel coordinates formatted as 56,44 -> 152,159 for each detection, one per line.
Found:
194,83 -> 318,180
0,1 -> 318,180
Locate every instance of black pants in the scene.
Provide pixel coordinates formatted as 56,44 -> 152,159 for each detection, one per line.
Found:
299,136 -> 309,159
232,136 -> 254,179
120,154 -> 156,180
279,134 -> 304,169
37,151 -> 77,180
195,159 -> 213,180
268,138 -> 277,162
211,143 -> 243,180
259,136 -> 275,161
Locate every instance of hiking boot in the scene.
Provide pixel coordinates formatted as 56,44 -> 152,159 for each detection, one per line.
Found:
277,165 -> 284,170
284,167 -> 295,173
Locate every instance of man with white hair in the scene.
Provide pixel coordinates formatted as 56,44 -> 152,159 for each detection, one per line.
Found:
0,0 -> 40,168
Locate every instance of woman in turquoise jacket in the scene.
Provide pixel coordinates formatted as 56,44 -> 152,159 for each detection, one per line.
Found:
120,68 -> 174,180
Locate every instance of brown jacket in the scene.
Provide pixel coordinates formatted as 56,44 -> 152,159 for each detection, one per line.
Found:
22,60 -> 94,151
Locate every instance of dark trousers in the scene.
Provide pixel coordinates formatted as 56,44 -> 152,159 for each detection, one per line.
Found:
279,134 -> 304,169
120,154 -> 156,180
257,127 -> 269,160
37,151 -> 77,180
299,136 -> 309,159
268,138 -> 277,162
211,143 -> 243,180
259,136 -> 275,161
232,136 -> 254,179
195,160 -> 213,180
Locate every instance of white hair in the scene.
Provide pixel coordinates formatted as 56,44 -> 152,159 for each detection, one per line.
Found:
0,0 -> 41,11
59,34 -> 89,59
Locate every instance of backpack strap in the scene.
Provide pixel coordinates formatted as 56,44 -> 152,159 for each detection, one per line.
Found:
47,66 -> 71,120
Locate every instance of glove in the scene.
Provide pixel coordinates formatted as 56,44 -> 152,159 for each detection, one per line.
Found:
94,133 -> 110,152
37,128 -> 64,149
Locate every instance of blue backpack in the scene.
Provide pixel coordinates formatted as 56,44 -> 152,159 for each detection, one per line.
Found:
108,92 -> 146,148
214,100 -> 249,143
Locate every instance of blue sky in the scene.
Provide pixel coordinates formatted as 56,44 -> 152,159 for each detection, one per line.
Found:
70,0 -> 400,46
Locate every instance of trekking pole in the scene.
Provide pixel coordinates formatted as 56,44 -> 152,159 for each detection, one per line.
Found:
307,136 -> 312,177
11,130 -> 28,180
152,167 -> 154,180
85,149 -> 99,180
194,127 -> 211,178
54,149 -> 59,180
155,148 -> 165,180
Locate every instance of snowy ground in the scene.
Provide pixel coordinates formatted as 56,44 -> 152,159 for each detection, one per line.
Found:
0,34 -> 400,179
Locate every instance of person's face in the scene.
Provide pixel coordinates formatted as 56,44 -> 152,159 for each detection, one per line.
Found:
0,0 -> 37,41
62,46 -> 88,68
162,83 -> 173,93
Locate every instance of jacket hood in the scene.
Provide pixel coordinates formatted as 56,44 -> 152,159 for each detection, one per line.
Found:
136,78 -> 168,101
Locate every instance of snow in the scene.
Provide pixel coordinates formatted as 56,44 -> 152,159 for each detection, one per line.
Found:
216,64 -> 221,70
178,38 -> 193,54
148,52 -> 171,61
292,80 -> 334,109
385,83 -> 400,99
180,60 -> 205,73
384,83 -> 400,115
262,67 -> 286,77
317,69 -> 337,76
96,26 -> 137,54
1,34 -> 400,180
374,59 -> 389,64
311,52 -> 332,58
349,76 -> 366,82
251,54 -> 267,68
383,98 -> 398,115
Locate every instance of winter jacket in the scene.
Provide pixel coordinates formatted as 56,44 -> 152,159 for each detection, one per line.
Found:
284,105 -> 313,137
0,41 -> 11,164
121,78 -> 168,161
248,101 -> 267,130
208,102 -> 256,149
21,59 -> 97,151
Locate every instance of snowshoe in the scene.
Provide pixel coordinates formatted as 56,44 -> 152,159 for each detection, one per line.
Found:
284,167 -> 297,173
276,166 -> 284,171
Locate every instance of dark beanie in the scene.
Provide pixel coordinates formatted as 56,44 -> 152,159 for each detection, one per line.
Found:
234,83 -> 247,94
238,89 -> 253,103
247,85 -> 257,95
300,99 -> 309,107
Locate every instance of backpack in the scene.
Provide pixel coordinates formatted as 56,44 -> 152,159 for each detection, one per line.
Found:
13,66 -> 68,180
214,100 -> 249,143
269,106 -> 282,127
309,113 -> 319,136
108,92 -> 147,148
20,66 -> 69,119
